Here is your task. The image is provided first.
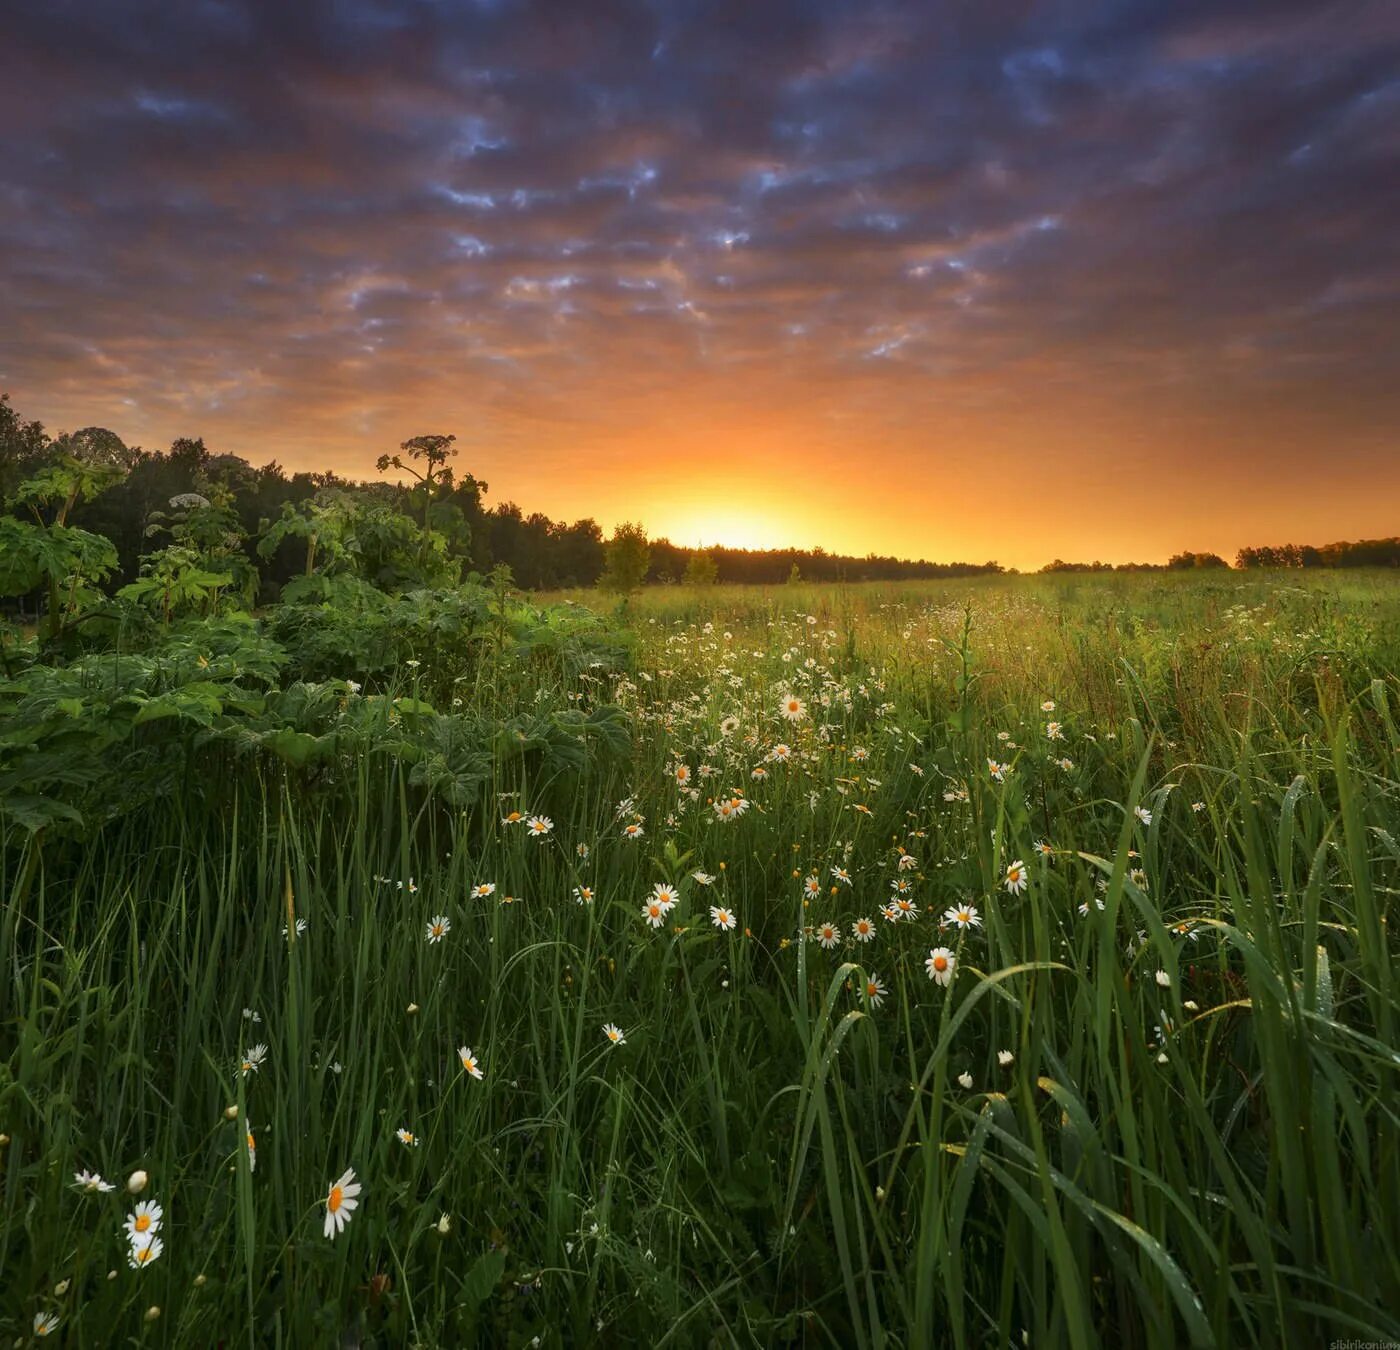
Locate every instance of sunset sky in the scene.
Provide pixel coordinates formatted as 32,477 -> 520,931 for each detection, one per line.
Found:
3,1 -> 1398,570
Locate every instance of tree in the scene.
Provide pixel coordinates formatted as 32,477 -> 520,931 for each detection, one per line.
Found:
600,522 -> 650,594
682,548 -> 719,586
377,434 -> 460,570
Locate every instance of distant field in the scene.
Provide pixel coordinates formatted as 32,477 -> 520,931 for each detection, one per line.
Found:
4,569 -> 1399,1345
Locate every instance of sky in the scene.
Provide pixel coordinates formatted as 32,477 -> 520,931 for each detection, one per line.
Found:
2,0 -> 1398,570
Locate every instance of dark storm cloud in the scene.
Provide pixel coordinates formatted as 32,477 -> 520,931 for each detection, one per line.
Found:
2,0 -> 1398,450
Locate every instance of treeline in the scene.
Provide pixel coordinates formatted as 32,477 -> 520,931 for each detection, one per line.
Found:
0,393 -> 1000,595
1040,552 -> 1230,573
1234,540 -> 1400,568
1042,541 -> 1400,573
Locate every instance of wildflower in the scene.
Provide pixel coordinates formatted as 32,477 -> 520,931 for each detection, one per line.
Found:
425,915 -> 451,943
240,1044 -> 268,1077
894,896 -> 918,920
651,883 -> 679,913
997,1049 -> 1014,1067
863,975 -> 887,1007
710,906 -> 737,930
1032,839 -> 1055,859
851,916 -> 876,942
890,877 -> 913,895
74,1169 -> 115,1193
925,947 -> 956,986
779,694 -> 807,722
576,842 -> 591,858
719,715 -> 740,737
282,917 -> 308,938
247,1130 -> 257,1172
1041,700 -> 1056,712
816,921 -> 841,950
830,866 -> 851,886
457,1047 -> 484,1080
691,871 -> 715,886
987,759 -> 1009,782
957,1071 -> 974,1089
526,815 -> 554,837
770,743 -> 792,762
1155,969 -> 1172,988
572,885 -> 595,905
674,764 -> 692,786
622,822 -> 645,841
471,882 -> 496,898
1191,801 -> 1205,813
435,1213 -> 452,1236
803,874 -> 821,898
642,899 -> 667,928
124,1200 -> 163,1243
1129,868 -> 1149,889
1134,806 -> 1152,827
34,1312 -> 60,1337
396,1128 -> 418,1147
602,1023 -> 626,1047
1045,721 -> 1064,740
880,903 -> 900,924
502,809 -> 525,826
1003,860 -> 1028,895
943,903 -> 982,930
128,1234 -> 165,1269
1056,757 -> 1075,771
323,1167 -> 362,1240
896,852 -> 917,871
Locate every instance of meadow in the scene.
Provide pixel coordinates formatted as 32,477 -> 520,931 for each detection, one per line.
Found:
3,567 -> 1400,1347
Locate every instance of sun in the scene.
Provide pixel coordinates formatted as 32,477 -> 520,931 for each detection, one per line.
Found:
656,504 -> 794,552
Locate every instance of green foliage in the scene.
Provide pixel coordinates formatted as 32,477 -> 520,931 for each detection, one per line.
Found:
3,574 -> 1398,1344
599,521 -> 651,594
682,548 -> 719,586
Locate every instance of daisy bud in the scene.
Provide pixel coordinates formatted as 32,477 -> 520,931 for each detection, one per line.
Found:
875,1186 -> 886,1203
957,1071 -> 974,1089
194,1274 -> 207,1287
127,1170 -> 149,1195
107,1270 -> 118,1281
407,1003 -> 420,1015
224,1105 -> 238,1120
1155,970 -> 1172,988
54,1280 -> 70,1296
0,1133 -> 8,1146
435,1212 -> 451,1237
1184,1000 -> 1199,1011
145,1306 -> 161,1323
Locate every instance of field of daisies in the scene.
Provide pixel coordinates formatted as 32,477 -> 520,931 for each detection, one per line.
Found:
4,570 -> 1400,1346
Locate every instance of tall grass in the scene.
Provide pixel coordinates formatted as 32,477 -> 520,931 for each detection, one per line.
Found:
3,572 -> 1398,1345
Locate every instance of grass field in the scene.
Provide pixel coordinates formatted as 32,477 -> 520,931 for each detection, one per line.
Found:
4,570 -> 1400,1346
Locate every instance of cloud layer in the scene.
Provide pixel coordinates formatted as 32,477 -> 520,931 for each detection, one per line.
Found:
3,0 -> 1398,565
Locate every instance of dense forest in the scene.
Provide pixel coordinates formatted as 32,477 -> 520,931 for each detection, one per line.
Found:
0,394 -> 1001,600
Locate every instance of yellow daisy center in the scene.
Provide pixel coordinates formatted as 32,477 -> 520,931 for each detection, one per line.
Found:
328,1185 -> 343,1213
134,1214 -> 151,1232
